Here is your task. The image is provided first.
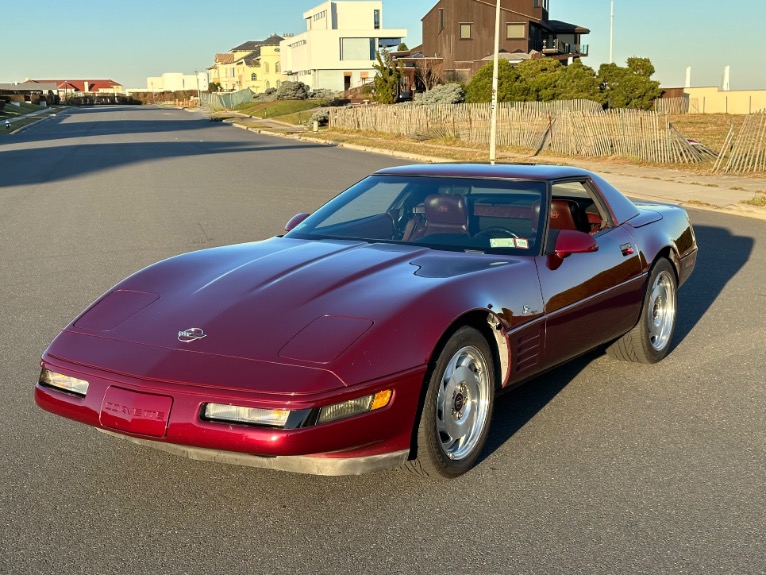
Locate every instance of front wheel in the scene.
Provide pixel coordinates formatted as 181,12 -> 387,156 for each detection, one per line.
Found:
409,326 -> 495,479
607,258 -> 678,363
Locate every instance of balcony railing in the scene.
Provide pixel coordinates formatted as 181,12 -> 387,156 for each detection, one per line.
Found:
542,40 -> 588,56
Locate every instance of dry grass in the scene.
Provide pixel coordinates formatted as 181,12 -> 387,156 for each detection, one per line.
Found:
306,129 -> 583,164
667,114 -> 746,153
305,114 -> 766,176
220,101 -> 766,177
742,193 -> 766,207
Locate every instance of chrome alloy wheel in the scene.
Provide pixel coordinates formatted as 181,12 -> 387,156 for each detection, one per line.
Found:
435,345 -> 491,461
648,269 -> 676,352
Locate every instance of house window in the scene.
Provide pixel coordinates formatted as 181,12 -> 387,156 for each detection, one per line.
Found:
374,9 -> 380,29
460,23 -> 472,39
506,23 -> 525,39
275,62 -> 281,73
341,37 -> 375,61
263,62 -> 270,74
438,9 -> 444,32
251,73 -> 257,81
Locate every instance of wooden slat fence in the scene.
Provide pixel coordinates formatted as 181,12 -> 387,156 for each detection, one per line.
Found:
655,97 -> 690,115
330,101 -> 709,164
714,111 -> 766,173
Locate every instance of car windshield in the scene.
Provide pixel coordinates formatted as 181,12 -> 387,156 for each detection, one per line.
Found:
285,175 -> 547,254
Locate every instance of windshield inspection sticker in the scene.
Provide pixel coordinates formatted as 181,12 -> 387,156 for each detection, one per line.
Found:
490,238 -> 516,248
515,238 -> 529,249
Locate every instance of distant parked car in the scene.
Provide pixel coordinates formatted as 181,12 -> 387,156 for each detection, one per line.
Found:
36,164 -> 697,479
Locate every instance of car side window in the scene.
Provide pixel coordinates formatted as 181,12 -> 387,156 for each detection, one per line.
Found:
551,180 -> 611,235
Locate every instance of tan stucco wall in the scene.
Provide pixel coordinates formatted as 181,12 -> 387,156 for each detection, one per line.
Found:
685,87 -> 766,114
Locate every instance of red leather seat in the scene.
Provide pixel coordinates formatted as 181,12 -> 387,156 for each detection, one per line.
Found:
409,195 -> 469,239
549,199 -> 579,231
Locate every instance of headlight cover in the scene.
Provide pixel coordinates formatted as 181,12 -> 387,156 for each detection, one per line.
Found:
39,369 -> 89,397
204,404 -> 290,428
317,389 -> 392,425
204,390 -> 392,429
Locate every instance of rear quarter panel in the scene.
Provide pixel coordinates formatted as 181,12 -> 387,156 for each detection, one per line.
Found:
628,203 -> 698,286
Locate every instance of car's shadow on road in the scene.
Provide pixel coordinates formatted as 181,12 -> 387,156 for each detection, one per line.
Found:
482,352 -> 593,459
0,139 -> 331,188
672,222 -> 753,344
481,220 -> 753,461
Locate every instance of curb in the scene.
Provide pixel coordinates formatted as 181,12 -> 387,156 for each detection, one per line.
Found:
2,108 -> 63,134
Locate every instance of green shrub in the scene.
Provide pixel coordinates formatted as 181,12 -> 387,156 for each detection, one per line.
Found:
310,88 -> 338,100
308,109 -> 330,127
254,89 -> 277,102
277,81 -> 309,100
414,83 -> 465,105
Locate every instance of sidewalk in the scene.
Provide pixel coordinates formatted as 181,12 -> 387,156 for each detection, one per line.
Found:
214,111 -> 307,134
2,107 -> 57,133
559,158 -> 766,220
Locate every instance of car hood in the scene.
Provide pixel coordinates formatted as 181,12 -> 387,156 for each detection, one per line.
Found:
50,237 -> 526,388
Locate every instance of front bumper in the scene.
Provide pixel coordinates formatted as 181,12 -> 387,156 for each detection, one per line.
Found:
100,429 -> 410,475
35,356 -> 426,475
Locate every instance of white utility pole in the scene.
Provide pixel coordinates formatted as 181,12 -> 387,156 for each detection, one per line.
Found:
609,0 -> 614,64
489,0 -> 501,164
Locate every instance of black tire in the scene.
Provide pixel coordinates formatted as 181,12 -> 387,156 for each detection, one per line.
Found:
407,326 -> 495,479
607,258 -> 678,364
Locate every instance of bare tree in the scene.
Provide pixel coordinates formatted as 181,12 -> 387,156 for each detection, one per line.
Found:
414,58 -> 444,92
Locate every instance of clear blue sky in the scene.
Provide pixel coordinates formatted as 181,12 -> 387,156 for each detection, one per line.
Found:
2,0 -> 764,91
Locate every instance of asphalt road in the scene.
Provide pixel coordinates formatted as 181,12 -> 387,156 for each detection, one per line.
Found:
1,106 -> 764,575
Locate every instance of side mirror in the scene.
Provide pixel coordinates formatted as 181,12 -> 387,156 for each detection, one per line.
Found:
546,230 -> 597,270
554,229 -> 598,258
285,213 -> 310,233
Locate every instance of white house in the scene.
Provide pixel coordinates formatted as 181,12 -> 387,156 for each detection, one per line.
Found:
145,72 -> 208,93
279,1 -> 406,92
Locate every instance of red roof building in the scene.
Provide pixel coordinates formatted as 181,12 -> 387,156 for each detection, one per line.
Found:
27,79 -> 123,93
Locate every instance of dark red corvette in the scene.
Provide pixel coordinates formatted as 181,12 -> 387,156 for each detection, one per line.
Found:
36,164 -> 697,478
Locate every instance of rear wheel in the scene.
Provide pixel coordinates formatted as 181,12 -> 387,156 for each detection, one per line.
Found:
408,326 -> 495,479
607,258 -> 678,363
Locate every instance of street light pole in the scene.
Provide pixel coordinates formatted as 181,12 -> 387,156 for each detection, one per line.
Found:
489,0 -> 501,164
609,0 -> 614,64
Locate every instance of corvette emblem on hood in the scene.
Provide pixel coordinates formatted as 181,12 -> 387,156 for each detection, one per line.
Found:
178,328 -> 207,343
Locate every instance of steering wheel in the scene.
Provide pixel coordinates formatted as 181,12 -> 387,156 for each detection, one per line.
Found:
473,227 -> 519,240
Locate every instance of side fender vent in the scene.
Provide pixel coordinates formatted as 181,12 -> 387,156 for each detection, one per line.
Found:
514,329 -> 541,373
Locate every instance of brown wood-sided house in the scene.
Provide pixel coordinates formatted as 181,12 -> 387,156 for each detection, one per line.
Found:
419,0 -> 589,83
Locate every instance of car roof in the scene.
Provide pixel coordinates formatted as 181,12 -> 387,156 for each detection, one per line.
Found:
374,163 -> 594,181
374,163 -> 640,225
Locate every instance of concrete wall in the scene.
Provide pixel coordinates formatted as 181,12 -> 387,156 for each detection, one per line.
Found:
685,86 -> 766,114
